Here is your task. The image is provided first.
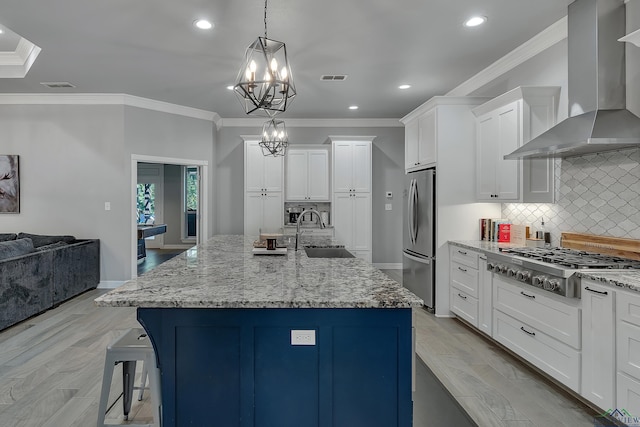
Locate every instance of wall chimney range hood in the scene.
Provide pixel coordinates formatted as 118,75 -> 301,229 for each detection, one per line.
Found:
505,0 -> 640,160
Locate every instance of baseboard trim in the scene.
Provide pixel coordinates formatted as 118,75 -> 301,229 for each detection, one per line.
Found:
163,244 -> 194,249
373,263 -> 402,269
98,281 -> 126,289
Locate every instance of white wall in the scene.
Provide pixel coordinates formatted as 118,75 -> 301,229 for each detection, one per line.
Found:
216,125 -> 405,264
0,103 -> 216,283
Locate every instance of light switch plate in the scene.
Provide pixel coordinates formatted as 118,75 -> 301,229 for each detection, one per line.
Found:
386,191 -> 393,198
104,202 -> 111,211
291,330 -> 316,346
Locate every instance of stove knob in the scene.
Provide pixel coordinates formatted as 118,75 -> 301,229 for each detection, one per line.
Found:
487,262 -> 496,271
507,268 -> 517,277
544,278 -> 560,292
516,271 -> 531,282
532,275 -> 546,287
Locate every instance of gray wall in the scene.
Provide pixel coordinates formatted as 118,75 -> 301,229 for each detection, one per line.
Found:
163,164 -> 183,245
0,104 -> 216,283
216,125 -> 405,264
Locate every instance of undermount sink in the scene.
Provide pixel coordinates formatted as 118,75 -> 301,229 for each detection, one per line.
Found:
304,247 -> 355,258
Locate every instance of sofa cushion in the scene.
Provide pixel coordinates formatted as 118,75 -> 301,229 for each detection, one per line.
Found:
0,238 -> 35,260
0,233 -> 17,242
17,233 -> 76,248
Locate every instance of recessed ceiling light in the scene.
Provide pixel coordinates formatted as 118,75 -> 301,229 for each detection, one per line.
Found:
398,84 -> 411,90
194,19 -> 213,30
464,16 -> 487,27
349,105 -> 359,110
0,29 -> 4,35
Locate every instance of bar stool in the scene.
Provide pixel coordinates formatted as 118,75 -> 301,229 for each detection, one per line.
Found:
97,328 -> 162,427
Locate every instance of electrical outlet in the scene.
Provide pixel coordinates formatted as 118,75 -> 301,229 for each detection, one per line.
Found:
385,203 -> 392,211
291,330 -> 316,346
104,202 -> 111,211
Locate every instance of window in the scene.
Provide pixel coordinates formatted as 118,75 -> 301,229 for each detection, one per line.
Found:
137,183 -> 155,224
185,167 -> 198,238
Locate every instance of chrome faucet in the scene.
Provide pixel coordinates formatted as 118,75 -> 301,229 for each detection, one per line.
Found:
295,209 -> 325,251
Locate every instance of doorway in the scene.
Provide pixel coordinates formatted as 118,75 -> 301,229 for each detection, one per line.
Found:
131,155 -> 209,279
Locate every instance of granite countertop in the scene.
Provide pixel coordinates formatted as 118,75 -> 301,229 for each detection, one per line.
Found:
94,235 -> 422,309
576,270 -> 640,294
449,240 -> 525,256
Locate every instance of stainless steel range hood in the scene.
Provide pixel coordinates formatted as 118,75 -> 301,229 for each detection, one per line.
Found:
505,0 -> 640,159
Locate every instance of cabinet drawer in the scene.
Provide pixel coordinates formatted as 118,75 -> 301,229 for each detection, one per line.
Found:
450,262 -> 479,298
493,310 -> 580,392
617,372 -> 640,415
449,245 -> 479,269
618,320 -> 640,380
493,277 -> 581,349
450,288 -> 478,328
618,291 -> 640,328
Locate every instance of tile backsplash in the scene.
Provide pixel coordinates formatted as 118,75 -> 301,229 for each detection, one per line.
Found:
502,147 -> 640,247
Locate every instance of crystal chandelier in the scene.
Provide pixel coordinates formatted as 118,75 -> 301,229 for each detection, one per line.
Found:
233,0 -> 296,117
259,118 -> 288,157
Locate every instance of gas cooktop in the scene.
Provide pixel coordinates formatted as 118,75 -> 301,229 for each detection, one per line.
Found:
499,247 -> 640,270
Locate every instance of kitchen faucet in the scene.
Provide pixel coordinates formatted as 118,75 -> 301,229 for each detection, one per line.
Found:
295,209 -> 325,251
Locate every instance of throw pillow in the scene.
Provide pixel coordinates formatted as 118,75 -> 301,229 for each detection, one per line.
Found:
35,241 -> 69,252
17,232 -> 76,248
0,233 -> 17,242
0,238 -> 35,260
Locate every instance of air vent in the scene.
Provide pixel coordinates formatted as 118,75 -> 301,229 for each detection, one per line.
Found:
320,75 -> 348,81
40,82 -> 75,88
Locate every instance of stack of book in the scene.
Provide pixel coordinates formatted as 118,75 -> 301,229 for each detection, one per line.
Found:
479,219 -> 526,245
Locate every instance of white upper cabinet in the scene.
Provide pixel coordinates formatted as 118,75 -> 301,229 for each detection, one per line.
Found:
285,148 -> 330,201
332,140 -> 371,193
404,108 -> 437,172
472,86 -> 560,203
245,141 -> 283,193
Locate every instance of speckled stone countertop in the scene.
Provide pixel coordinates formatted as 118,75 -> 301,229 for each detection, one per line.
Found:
577,270 -> 640,294
95,235 -> 423,309
449,240 -> 525,255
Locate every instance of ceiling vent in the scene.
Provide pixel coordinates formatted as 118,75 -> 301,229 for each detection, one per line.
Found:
40,82 -> 75,88
320,75 -> 348,81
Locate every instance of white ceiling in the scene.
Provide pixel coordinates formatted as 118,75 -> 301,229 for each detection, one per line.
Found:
0,0 -> 572,119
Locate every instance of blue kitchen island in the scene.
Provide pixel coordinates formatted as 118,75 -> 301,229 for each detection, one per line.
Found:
95,235 -> 422,427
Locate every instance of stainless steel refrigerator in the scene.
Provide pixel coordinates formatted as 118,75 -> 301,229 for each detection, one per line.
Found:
403,168 -> 435,311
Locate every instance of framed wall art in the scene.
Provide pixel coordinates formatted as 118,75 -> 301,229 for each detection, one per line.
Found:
0,155 -> 19,213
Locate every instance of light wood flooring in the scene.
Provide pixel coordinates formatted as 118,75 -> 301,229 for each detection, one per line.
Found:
0,269 -> 599,427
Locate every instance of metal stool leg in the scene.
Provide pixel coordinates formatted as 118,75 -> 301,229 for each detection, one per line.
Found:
138,360 -> 148,401
122,360 -> 137,420
97,355 -> 116,427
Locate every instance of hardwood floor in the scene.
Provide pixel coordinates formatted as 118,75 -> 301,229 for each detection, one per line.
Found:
0,269 -> 599,427
138,248 -> 186,276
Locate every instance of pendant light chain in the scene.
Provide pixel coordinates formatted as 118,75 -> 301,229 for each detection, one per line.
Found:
264,0 -> 268,39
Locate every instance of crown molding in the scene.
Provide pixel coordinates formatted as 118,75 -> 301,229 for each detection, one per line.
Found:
446,16 -> 567,97
220,117 -> 402,128
0,93 -> 220,123
400,96 -> 493,124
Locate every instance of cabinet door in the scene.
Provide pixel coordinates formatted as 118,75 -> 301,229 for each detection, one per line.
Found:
418,109 -> 436,167
286,150 -> 308,200
581,281 -> 615,410
245,193 -> 265,237
307,150 -> 330,200
479,257 -> 492,336
496,101 -> 520,200
404,119 -> 419,170
333,142 -> 353,193
351,142 -> 371,193
246,142 -> 267,192
476,114 -> 498,201
262,193 -> 283,232
333,193 -> 354,248
352,193 -> 371,252
263,155 -> 283,192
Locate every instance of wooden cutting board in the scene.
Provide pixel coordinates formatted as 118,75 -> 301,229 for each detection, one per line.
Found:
561,232 -> 640,261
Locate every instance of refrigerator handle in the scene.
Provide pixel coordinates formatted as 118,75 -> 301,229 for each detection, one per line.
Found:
407,179 -> 415,245
412,179 -> 419,244
403,251 -> 432,264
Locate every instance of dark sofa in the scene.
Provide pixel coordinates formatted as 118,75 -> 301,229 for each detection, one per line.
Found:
0,233 -> 100,331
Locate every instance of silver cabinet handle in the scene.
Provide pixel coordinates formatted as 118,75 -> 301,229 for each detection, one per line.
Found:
520,326 -> 535,336
585,286 -> 608,296
520,291 -> 535,299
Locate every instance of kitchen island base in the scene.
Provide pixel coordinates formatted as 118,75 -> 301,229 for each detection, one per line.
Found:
138,307 -> 413,427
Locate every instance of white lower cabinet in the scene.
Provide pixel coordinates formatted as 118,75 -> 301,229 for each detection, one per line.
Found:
617,290 -> 640,414
478,257 -> 492,336
449,245 -> 480,327
450,287 -> 478,327
492,277 -> 581,392
581,280 -> 615,410
244,192 -> 283,237
333,192 -> 371,262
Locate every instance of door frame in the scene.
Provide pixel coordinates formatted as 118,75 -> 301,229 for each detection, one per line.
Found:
131,154 -> 209,279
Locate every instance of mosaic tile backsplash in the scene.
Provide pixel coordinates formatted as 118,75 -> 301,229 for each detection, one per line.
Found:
502,147 -> 640,248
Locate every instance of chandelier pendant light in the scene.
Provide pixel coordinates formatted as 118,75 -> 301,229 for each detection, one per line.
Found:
259,118 -> 288,157
233,0 -> 296,117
